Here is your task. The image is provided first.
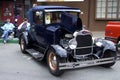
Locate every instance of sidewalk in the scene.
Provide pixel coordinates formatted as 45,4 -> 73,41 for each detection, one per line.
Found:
92,31 -> 105,38
0,38 -> 18,44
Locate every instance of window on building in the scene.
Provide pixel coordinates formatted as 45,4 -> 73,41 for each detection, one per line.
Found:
96,0 -> 120,20
14,3 -> 23,16
119,1 -> 120,18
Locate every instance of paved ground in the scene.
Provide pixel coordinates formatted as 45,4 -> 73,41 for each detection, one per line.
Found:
92,31 -> 105,38
0,44 -> 120,80
1,31 -> 120,80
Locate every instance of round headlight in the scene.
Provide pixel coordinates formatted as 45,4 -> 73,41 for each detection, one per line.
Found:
96,42 -> 103,47
73,31 -> 79,37
69,39 -> 77,49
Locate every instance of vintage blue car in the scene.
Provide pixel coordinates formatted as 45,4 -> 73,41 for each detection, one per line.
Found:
19,6 -> 119,76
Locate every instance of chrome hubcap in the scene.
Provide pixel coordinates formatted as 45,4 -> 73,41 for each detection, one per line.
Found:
49,52 -> 57,71
20,39 -> 24,50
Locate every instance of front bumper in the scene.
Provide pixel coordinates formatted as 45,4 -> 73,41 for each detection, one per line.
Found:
59,56 -> 120,70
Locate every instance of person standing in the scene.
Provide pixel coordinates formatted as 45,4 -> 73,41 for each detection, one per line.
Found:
17,18 -> 30,36
1,19 -> 15,43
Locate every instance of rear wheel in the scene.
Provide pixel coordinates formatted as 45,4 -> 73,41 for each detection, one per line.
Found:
101,50 -> 116,68
19,36 -> 27,53
47,49 -> 64,76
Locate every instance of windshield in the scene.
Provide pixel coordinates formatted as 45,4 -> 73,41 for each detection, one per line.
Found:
45,11 -> 78,25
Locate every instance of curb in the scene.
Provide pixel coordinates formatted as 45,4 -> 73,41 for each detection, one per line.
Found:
0,38 -> 19,44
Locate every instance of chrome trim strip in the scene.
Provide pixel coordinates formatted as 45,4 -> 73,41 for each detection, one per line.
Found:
45,9 -> 81,12
59,57 -> 117,70
76,46 -> 93,49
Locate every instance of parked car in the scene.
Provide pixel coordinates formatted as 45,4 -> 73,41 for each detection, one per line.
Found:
19,6 -> 118,76
105,21 -> 120,47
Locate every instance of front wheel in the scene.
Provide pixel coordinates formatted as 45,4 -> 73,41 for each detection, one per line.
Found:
101,50 -> 116,68
47,49 -> 64,76
116,40 -> 120,51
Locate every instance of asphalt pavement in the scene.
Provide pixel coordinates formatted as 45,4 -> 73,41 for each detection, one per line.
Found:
0,44 -> 120,80
0,31 -> 120,80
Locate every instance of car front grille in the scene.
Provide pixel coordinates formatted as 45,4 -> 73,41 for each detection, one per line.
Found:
75,35 -> 93,55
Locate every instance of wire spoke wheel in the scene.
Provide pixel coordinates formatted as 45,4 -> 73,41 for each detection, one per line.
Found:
20,38 -> 24,51
20,36 -> 27,53
47,49 -> 64,76
48,52 -> 57,71
101,50 -> 116,68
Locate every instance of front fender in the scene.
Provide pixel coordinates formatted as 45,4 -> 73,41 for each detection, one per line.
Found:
102,40 -> 116,53
50,45 -> 67,58
94,38 -> 116,58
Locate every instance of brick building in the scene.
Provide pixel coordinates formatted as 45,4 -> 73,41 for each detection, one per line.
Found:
36,0 -> 120,31
0,0 -> 33,25
0,0 -> 120,31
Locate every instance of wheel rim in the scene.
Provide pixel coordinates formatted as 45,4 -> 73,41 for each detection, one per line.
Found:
48,52 -> 57,71
20,38 -> 24,51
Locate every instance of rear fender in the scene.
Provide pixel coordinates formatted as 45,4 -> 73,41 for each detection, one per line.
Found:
19,32 -> 29,45
49,45 -> 67,58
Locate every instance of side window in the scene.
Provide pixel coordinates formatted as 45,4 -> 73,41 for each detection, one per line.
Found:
45,13 -> 51,24
45,12 -> 61,25
33,11 -> 43,24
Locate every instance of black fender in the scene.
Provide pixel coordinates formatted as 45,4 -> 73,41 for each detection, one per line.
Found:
94,38 -> 116,58
19,32 -> 29,45
100,40 -> 116,58
102,40 -> 116,53
47,45 -> 67,58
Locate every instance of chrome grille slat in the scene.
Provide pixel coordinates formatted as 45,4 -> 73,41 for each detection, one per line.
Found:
76,46 -> 93,49
75,34 -> 93,55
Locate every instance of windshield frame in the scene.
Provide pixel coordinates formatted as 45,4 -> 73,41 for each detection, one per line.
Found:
44,10 -> 80,25
44,9 -> 81,13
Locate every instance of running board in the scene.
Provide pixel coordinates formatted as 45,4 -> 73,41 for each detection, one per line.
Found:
26,49 -> 44,60
59,56 -> 120,70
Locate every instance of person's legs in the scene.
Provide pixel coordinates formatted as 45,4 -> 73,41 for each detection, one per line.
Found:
2,30 -> 11,43
0,27 -> 4,38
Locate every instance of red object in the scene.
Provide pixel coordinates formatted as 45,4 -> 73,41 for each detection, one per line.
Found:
1,2 -> 24,25
105,21 -> 120,43
1,2 -> 14,22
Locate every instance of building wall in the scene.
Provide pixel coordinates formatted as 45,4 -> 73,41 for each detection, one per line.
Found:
0,3 -> 1,21
0,0 -> 24,24
89,0 -> 108,31
0,0 -> 108,31
37,0 -> 89,29
37,0 -> 108,31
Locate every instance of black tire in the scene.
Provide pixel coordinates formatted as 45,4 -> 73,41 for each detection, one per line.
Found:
19,36 -> 27,53
47,49 -> 64,76
116,40 -> 120,51
101,50 -> 116,68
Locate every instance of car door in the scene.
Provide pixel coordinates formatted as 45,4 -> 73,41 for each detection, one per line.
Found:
31,10 -> 47,48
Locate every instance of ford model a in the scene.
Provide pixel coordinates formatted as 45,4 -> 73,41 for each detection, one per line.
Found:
19,6 -> 119,76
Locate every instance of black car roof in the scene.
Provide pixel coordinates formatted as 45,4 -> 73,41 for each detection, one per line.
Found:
31,6 -> 80,12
